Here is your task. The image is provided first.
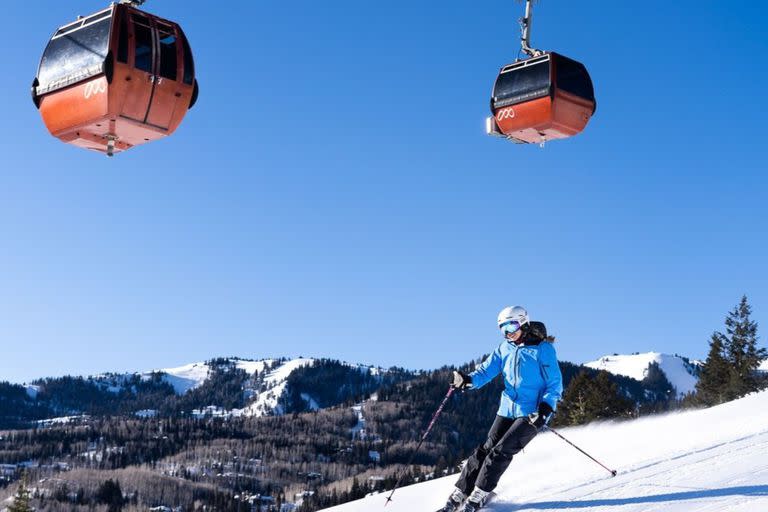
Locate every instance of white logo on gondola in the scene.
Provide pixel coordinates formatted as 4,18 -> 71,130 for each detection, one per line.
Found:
84,80 -> 107,99
496,107 -> 516,122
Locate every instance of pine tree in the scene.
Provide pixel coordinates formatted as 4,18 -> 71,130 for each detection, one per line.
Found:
559,371 -> 591,425
95,479 -> 124,512
8,472 -> 34,512
556,370 -> 634,426
696,296 -> 767,405
695,333 -> 731,406
642,361 -> 676,402
638,361 -> 676,413
588,371 -> 635,420
722,296 -> 766,400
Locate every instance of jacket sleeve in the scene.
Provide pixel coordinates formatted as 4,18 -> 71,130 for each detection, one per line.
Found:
468,346 -> 503,389
539,342 -> 563,410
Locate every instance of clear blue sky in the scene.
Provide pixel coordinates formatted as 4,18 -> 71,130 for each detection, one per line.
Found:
2,1 -> 767,383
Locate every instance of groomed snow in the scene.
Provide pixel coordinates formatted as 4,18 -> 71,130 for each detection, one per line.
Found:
266,358 -> 316,385
239,358 -> 316,416
584,352 -> 698,397
323,389 -> 768,511
235,359 -> 274,376
152,362 -> 211,394
145,359 -> 274,396
36,415 -> 89,427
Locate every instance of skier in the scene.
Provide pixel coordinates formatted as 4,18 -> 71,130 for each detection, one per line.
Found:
440,306 -> 563,512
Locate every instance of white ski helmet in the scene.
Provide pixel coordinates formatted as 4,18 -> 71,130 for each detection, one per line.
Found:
497,306 -> 529,329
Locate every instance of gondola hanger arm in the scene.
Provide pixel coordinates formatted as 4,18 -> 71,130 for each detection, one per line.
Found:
519,0 -> 544,58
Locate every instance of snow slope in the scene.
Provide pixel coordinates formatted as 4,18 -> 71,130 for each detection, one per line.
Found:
149,358 -> 316,416
760,359 -> 768,372
323,389 -> 768,511
234,359 -> 274,376
134,357 -> 385,417
152,362 -> 211,394
585,352 -> 698,397
238,358 -> 316,416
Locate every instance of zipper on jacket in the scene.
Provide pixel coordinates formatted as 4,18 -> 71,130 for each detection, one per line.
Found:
512,346 -> 520,401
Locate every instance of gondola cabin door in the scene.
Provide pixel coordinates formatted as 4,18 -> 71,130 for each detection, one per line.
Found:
118,12 -> 154,127
113,8 -> 195,144
145,21 -> 182,130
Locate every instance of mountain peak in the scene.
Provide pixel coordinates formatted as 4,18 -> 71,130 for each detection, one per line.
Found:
584,352 -> 699,397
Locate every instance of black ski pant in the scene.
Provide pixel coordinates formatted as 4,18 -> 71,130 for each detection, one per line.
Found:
455,415 -> 538,494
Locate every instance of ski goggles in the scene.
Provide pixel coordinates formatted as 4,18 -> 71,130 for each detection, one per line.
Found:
499,320 -> 522,336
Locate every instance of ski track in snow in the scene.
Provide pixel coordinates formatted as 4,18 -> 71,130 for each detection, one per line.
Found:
321,390 -> 768,511
511,432 -> 768,512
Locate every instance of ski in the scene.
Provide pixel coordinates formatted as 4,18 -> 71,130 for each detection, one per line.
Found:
466,492 -> 497,512
434,492 -> 496,512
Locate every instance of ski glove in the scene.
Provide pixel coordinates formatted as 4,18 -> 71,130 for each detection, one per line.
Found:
528,401 -> 554,429
450,371 -> 473,390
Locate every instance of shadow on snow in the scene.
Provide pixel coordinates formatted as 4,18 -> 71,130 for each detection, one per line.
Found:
504,485 -> 768,510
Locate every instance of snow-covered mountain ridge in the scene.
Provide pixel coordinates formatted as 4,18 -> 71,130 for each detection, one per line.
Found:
149,357 -> 386,395
19,357 -> 388,420
16,353 -> 764,425
324,388 -> 768,511
148,357 -> 388,417
584,352 -> 700,397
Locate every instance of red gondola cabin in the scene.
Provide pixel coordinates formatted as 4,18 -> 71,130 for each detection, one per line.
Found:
31,3 -> 198,156
486,52 -> 595,144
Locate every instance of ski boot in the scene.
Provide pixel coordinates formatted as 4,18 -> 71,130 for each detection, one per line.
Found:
458,488 -> 492,512
437,488 -> 466,512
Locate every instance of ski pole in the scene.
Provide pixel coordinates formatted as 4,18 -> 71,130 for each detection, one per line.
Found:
384,386 -> 455,507
543,425 -> 617,477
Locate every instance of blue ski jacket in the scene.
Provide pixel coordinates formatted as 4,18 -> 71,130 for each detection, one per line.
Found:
469,338 -> 563,418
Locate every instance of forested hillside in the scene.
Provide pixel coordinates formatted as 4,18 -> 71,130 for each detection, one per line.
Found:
0,354 -> 689,511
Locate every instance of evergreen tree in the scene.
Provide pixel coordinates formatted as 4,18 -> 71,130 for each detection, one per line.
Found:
95,479 -> 124,512
8,472 -> 33,512
725,295 -> 768,396
720,296 -> 766,400
556,370 -> 634,426
638,361 -> 676,414
696,296 -> 767,406
589,371 -> 635,420
695,333 -> 731,406
558,371 -> 591,425
642,362 -> 676,402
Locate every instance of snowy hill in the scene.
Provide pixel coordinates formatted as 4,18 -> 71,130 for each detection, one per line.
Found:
151,361 -> 213,394
584,352 -> 699,397
322,389 -> 768,512
4,357 -> 399,426
236,357 -> 317,416
149,358 -> 281,395
148,357 -> 384,417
